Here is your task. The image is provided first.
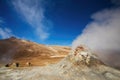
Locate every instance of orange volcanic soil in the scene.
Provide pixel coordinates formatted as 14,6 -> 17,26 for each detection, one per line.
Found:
0,37 -> 70,66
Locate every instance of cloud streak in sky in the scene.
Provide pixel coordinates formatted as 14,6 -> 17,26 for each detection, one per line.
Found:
0,18 -> 13,39
0,27 -> 13,39
12,0 -> 50,40
72,2 -> 120,67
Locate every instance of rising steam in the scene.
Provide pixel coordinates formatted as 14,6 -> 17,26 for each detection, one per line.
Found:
72,7 -> 120,68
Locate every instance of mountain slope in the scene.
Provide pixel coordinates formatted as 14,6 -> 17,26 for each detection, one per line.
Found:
0,37 -> 70,66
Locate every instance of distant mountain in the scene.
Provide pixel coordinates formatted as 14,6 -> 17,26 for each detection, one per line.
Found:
0,37 -> 70,66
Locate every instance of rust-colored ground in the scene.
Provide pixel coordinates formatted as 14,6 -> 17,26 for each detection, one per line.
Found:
0,37 -> 70,66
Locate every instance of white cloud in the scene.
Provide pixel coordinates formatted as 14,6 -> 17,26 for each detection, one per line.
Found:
12,0 -> 50,40
0,18 -> 13,39
0,27 -> 13,39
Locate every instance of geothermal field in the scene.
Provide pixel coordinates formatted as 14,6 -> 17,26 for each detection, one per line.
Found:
0,0 -> 120,80
0,37 -> 120,80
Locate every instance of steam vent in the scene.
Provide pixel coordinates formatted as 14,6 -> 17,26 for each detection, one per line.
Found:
70,46 -> 104,66
53,46 -> 120,80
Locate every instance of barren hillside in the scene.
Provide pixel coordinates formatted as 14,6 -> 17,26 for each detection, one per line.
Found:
0,37 -> 70,66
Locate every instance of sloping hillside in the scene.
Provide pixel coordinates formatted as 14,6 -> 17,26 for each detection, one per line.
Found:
0,37 -> 70,66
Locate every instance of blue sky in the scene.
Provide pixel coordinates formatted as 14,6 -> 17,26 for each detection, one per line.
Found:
0,0 -> 113,46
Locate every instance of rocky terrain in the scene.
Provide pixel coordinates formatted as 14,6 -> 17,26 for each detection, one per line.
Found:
0,37 -> 70,66
0,46 -> 120,80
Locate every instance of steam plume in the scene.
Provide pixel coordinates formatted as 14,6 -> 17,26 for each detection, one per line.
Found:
72,7 -> 120,68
